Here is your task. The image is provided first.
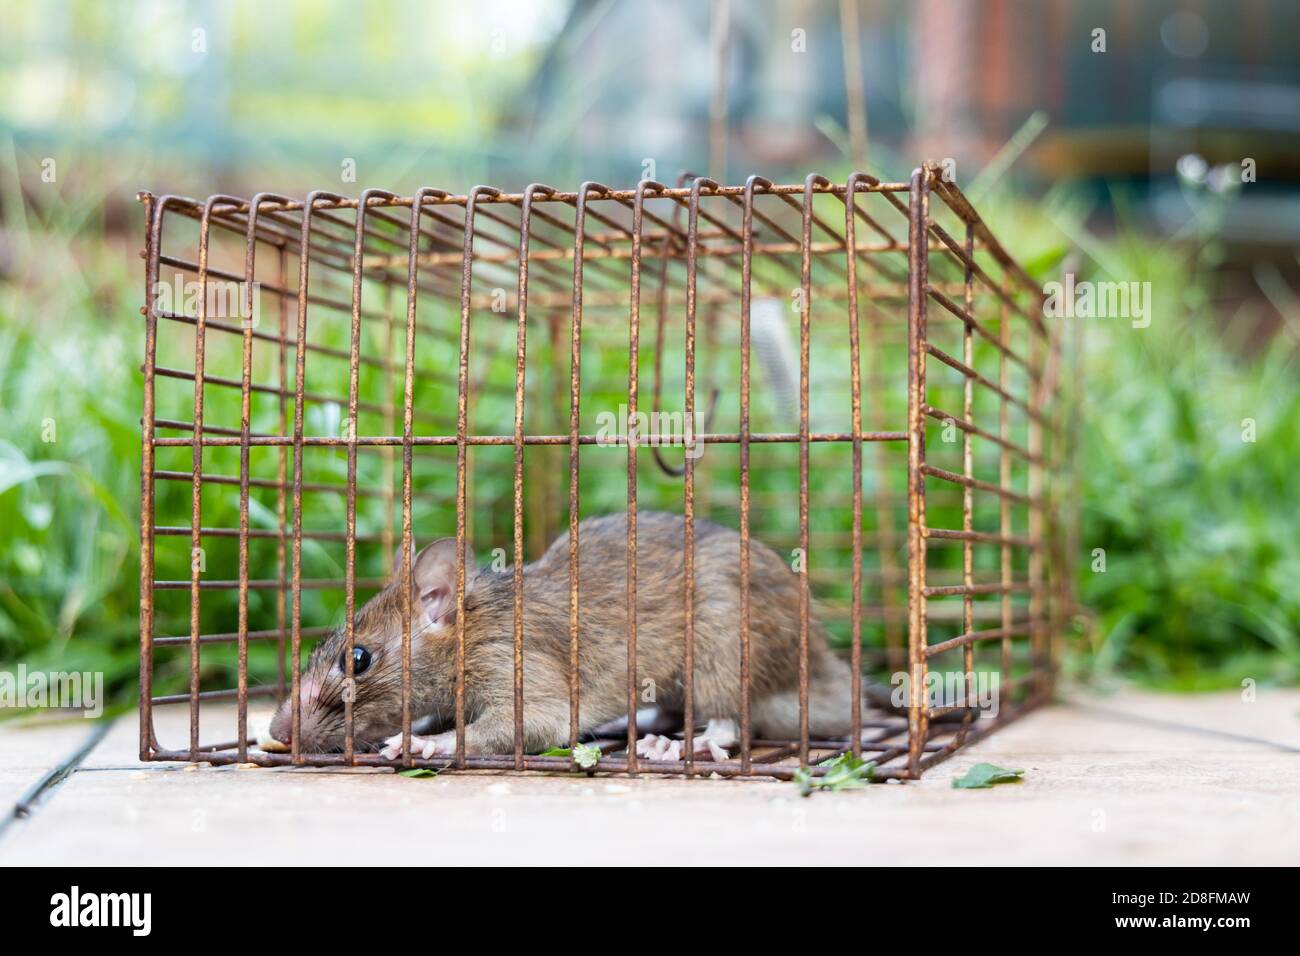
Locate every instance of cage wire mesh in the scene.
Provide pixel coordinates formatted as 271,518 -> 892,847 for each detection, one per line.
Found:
137,165 -> 1071,780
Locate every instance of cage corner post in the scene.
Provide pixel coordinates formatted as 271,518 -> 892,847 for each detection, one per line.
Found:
138,191 -> 159,763
904,165 -> 932,778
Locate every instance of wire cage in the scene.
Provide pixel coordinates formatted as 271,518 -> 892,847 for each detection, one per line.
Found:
137,165 -> 1070,781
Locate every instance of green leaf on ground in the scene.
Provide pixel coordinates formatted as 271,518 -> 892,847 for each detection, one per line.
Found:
398,767 -> 438,778
951,763 -> 1025,789
794,753 -> 876,797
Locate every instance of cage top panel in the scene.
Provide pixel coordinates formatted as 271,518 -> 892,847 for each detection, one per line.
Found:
137,168 -> 1045,307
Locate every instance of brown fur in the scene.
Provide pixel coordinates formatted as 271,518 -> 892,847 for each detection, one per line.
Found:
270,511 -> 857,753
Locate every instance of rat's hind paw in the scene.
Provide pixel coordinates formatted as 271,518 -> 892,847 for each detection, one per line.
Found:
380,730 -> 456,761
694,717 -> 737,762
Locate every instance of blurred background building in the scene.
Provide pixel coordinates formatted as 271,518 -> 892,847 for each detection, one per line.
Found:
516,0 -> 1300,246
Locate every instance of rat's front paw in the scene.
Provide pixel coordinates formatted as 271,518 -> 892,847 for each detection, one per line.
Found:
380,730 -> 457,761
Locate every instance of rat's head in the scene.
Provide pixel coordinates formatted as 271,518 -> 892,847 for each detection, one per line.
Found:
268,537 -> 474,752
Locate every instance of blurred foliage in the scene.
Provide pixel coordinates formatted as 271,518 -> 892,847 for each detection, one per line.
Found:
1056,186 -> 1300,690
0,148 -> 143,700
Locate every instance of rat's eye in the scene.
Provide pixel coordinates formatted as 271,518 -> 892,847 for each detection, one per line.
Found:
339,646 -> 372,676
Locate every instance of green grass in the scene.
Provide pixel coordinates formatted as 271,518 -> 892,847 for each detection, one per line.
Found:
1068,231 -> 1300,689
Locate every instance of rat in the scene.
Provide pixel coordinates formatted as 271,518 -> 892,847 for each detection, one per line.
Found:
268,510 -> 873,762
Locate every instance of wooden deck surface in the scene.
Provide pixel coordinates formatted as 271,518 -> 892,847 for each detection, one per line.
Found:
2,688 -> 1297,865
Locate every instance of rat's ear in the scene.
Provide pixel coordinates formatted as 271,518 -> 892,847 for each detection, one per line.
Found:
409,537 -> 476,631
390,539 -> 425,579
391,537 -> 471,584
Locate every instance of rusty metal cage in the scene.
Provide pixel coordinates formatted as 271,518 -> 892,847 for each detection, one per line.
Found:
137,165 -> 1068,781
